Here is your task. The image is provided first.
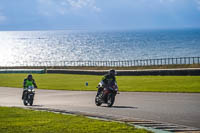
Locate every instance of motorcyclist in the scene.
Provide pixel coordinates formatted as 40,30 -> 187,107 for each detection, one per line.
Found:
97,69 -> 118,96
22,74 -> 37,100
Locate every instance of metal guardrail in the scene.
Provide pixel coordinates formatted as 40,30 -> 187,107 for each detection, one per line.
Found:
2,57 -> 200,67
47,68 -> 200,76
0,69 -> 45,74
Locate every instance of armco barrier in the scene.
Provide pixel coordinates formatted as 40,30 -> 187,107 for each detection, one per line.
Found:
47,68 -> 200,76
0,68 -> 199,75
47,69 -> 107,75
0,69 -> 45,74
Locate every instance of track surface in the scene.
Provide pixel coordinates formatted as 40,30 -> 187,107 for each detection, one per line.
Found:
0,87 -> 200,129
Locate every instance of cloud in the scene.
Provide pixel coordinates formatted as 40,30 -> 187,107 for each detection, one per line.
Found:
196,0 -> 200,10
37,0 -> 101,16
159,0 -> 175,3
0,13 -> 6,23
67,0 -> 101,12
160,0 -> 175,2
159,0 -> 200,11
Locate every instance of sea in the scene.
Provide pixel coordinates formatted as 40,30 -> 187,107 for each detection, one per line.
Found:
0,29 -> 200,66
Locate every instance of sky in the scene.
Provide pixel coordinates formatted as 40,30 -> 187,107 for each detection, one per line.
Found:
0,0 -> 200,30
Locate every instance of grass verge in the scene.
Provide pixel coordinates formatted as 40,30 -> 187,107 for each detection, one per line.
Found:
0,107 -> 150,133
0,74 -> 200,92
0,74 -> 200,93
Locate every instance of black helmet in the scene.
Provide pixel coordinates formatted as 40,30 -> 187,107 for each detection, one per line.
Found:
27,74 -> 32,80
108,69 -> 116,76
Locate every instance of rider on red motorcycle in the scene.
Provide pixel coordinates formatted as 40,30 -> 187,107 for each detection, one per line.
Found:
97,69 -> 118,96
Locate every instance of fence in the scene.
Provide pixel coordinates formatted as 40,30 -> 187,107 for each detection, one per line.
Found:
3,57 -> 200,67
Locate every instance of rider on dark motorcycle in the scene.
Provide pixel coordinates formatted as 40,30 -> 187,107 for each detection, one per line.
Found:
97,69 -> 118,96
22,74 -> 37,100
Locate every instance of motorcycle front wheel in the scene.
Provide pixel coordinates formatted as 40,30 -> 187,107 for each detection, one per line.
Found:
29,100 -> 33,106
95,96 -> 102,106
29,94 -> 34,106
23,99 -> 28,106
23,93 -> 28,106
107,93 -> 115,107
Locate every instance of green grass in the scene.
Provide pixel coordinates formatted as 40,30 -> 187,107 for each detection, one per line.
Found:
0,107 -> 150,133
0,74 -> 200,92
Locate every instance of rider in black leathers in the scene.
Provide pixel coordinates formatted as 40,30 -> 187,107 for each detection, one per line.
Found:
97,69 -> 117,95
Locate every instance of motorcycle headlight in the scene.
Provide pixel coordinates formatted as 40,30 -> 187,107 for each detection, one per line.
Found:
28,89 -> 31,92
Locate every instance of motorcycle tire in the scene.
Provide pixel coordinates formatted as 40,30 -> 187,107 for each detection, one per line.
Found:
95,96 -> 102,106
23,99 -> 28,106
23,93 -> 28,106
29,100 -> 33,106
29,95 -> 34,106
107,93 -> 115,107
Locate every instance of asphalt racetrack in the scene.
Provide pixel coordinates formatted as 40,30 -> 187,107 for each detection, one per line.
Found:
0,87 -> 200,129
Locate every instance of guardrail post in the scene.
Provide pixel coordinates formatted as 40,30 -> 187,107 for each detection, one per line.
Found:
180,58 -> 182,64
193,57 -> 195,64
184,57 -> 186,64
160,59 -> 162,66
189,57 -> 191,64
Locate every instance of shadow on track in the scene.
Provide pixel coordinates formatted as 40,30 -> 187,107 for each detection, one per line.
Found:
31,105 -> 43,107
112,106 -> 138,109
102,105 -> 138,109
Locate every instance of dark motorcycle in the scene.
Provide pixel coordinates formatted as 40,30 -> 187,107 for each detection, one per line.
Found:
95,83 -> 118,107
23,86 -> 35,106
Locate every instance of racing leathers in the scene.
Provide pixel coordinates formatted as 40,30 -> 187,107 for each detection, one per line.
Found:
22,78 -> 37,99
97,74 -> 117,95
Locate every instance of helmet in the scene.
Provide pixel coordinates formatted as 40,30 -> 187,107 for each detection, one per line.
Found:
27,74 -> 33,80
108,69 -> 116,76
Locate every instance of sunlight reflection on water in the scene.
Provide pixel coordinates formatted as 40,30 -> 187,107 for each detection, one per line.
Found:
0,30 -> 200,66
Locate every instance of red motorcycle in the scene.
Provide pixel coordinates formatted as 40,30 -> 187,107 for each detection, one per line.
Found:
95,83 -> 118,107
